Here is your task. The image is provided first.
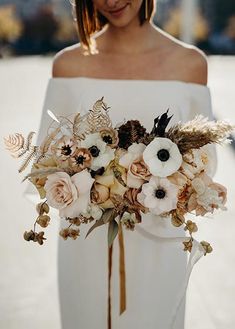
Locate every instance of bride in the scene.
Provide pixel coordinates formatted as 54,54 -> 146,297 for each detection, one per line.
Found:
37,0 -> 215,328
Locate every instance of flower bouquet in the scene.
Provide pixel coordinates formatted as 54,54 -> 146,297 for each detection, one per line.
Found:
4,97 -> 234,325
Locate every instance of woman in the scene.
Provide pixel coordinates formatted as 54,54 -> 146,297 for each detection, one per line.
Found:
35,0 -> 216,328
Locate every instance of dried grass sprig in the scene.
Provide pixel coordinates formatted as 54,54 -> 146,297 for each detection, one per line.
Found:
167,115 -> 234,153
18,146 -> 38,173
22,167 -> 64,182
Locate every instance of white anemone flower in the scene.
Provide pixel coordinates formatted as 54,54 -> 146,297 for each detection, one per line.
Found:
81,133 -> 115,170
137,176 -> 179,215
143,137 -> 182,177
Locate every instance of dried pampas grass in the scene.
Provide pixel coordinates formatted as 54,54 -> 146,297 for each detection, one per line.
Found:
167,115 -> 234,154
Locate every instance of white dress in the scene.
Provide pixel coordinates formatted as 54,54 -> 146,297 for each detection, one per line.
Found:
25,77 -> 216,329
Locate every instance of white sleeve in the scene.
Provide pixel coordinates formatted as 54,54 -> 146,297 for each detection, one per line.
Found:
187,84 -> 218,177
23,78 -> 77,203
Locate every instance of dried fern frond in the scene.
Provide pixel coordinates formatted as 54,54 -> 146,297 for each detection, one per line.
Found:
86,97 -> 112,132
4,133 -> 24,157
18,146 -> 38,173
167,115 -> 235,153
4,132 -> 36,158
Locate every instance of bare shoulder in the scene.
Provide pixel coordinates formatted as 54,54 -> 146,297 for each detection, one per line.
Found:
180,45 -> 208,85
173,42 -> 208,85
156,29 -> 208,85
52,43 -> 85,78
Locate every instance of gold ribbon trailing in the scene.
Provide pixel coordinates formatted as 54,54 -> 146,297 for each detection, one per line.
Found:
108,225 -> 126,329
118,224 -> 126,315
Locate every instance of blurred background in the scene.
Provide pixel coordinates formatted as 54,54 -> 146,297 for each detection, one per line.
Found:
0,1 -> 235,329
0,0 -> 235,56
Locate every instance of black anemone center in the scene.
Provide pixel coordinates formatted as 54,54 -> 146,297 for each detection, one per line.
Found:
89,145 -> 100,157
103,135 -> 113,145
157,149 -> 170,162
155,189 -> 166,199
61,145 -> 72,156
76,155 -> 86,165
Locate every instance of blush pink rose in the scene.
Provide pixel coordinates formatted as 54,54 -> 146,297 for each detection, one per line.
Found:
44,170 -> 94,218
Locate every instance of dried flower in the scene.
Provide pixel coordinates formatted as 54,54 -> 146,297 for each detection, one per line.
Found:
124,188 -> 147,218
200,241 -> 213,255
121,212 -> 137,230
183,239 -> 193,252
30,157 -> 59,199
99,128 -> 119,148
118,120 -> 146,149
51,136 -> 78,160
24,230 -> 35,242
171,210 -> 185,227
188,172 -> 227,215
184,220 -> 198,234
68,217 -> 81,226
36,202 -> 49,215
36,215 -> 50,228
143,137 -> 182,177
69,148 -> 92,172
36,232 -> 47,245
24,230 -> 46,245
59,228 -> 80,240
95,166 -> 127,209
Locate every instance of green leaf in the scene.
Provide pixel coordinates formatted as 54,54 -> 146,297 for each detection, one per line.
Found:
85,209 -> 117,239
102,208 -> 115,224
85,217 -> 105,238
108,219 -> 119,247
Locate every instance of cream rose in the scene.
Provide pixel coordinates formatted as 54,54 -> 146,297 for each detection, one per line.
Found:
44,170 -> 94,218
119,143 -> 149,188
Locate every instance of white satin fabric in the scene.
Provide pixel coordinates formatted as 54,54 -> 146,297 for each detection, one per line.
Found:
25,77 -> 217,329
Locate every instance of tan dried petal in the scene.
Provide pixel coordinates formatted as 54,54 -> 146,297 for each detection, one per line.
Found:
36,215 -> 50,228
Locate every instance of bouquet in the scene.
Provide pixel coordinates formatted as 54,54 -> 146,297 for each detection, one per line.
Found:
4,97 -> 234,325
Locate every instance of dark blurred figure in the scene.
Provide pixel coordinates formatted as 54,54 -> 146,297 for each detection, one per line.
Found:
209,14 -> 235,54
12,4 -> 59,55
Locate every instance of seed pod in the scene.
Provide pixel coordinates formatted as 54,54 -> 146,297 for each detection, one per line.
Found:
36,202 -> 49,215
201,241 -> 213,255
36,215 -> 50,228
23,230 -> 35,241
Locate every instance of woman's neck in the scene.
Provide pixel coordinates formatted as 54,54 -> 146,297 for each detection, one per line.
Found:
97,21 -> 158,55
